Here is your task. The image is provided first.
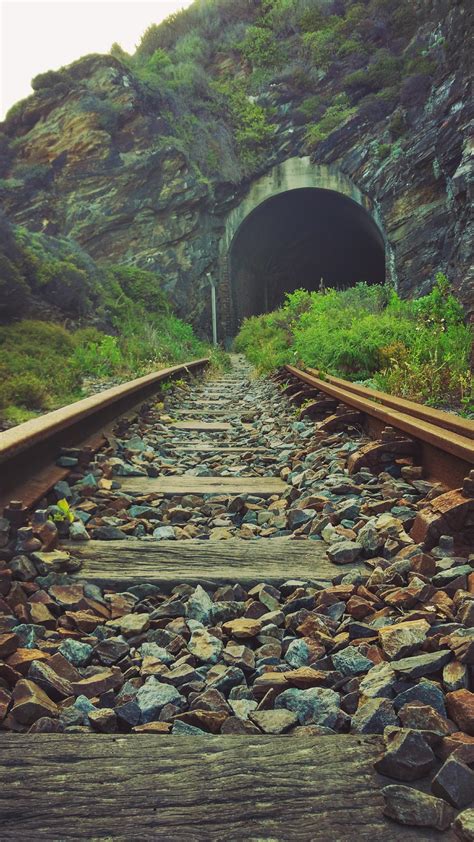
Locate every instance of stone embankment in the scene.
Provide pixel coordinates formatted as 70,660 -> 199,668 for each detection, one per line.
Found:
0,357 -> 472,837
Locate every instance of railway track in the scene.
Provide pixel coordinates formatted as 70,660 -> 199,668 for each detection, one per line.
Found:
0,355 -> 473,840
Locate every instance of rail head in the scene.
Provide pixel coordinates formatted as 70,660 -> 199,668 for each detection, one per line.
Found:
304,365 -> 474,440
284,364 -> 474,467
0,358 -> 210,466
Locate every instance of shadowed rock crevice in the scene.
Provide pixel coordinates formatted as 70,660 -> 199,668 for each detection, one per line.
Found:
229,188 -> 385,326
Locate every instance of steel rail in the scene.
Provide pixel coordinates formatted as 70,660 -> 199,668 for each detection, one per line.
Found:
305,366 -> 474,440
284,364 -> 474,487
0,358 -> 209,509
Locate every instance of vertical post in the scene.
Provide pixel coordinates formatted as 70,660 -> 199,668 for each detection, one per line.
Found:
207,273 -> 218,346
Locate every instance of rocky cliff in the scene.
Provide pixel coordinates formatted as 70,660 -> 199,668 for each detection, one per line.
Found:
0,0 -> 472,334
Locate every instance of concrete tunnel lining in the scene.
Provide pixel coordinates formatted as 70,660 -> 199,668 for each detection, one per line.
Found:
219,157 -> 387,335
229,187 -> 386,324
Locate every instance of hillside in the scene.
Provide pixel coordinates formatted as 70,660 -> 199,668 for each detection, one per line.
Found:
0,0 -> 472,335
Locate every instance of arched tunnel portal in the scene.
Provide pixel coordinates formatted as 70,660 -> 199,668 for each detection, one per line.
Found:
219,158 -> 387,338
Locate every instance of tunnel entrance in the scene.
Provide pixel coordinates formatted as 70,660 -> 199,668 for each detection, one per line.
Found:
228,187 -> 385,327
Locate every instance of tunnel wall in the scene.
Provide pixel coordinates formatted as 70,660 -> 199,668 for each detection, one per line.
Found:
218,157 -> 390,339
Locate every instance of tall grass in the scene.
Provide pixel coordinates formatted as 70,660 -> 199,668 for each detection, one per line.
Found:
234,278 -> 473,412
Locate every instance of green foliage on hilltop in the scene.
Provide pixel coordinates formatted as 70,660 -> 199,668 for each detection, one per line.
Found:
2,0 -> 440,176
235,278 -> 473,411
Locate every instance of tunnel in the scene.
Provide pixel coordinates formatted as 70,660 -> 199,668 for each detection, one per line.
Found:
228,187 -> 385,328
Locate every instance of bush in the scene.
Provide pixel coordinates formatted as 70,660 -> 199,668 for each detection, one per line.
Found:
0,253 -> 30,317
211,78 -> 274,171
234,279 -> 472,409
239,25 -> 284,68
31,69 -> 73,94
305,95 -> 356,149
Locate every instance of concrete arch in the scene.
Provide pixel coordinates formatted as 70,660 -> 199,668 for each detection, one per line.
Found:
221,156 -> 385,255
218,156 -> 387,340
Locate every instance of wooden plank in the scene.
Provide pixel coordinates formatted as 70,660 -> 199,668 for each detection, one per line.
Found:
172,409 -> 239,417
0,734 -> 438,841
119,476 -> 287,496
171,421 -> 232,431
66,537 -> 362,588
168,443 -> 292,452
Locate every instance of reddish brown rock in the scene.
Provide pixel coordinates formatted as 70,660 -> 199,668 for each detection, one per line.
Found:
222,618 -> 262,638
446,690 -> 474,735
29,602 -> 56,629
172,709 -> 227,733
47,652 -> 82,682
28,660 -> 74,701
11,679 -> 58,725
398,702 -> 456,736
71,667 -> 123,699
0,687 -> 11,721
132,722 -> 172,733
6,648 -> 49,675
0,632 -> 19,658
88,708 -> 117,733
0,568 -> 12,596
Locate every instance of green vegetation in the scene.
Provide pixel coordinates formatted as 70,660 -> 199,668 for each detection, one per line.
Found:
3,0 -> 439,178
235,278 -> 473,412
305,95 -> 356,149
0,312 -> 227,425
0,217 -> 228,425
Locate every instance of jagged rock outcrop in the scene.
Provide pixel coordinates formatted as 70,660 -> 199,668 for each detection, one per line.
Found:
0,0 -> 472,334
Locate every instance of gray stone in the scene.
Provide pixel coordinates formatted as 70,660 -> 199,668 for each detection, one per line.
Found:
250,709 -> 299,734
69,521 -> 90,541
331,646 -> 373,676
139,642 -> 174,665
275,687 -> 340,727
90,526 -> 127,541
326,541 -> 362,565
393,680 -> 447,717
351,698 -> 398,734
391,650 -> 452,679
186,585 -> 213,623
359,662 -> 396,698
172,721 -> 212,736
136,678 -> 185,723
58,639 -> 93,667
374,728 -> 436,781
152,526 -> 176,540
382,784 -> 454,830
431,757 -> 474,808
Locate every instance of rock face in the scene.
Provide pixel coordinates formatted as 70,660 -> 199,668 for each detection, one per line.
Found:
0,0 -> 472,334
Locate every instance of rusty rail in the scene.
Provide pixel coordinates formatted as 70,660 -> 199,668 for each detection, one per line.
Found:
283,364 -> 474,489
0,358 -> 209,512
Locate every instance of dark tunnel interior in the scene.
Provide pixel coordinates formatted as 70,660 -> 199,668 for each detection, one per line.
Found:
229,188 -> 386,328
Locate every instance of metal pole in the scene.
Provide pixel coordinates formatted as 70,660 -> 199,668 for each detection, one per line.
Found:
207,273 -> 218,346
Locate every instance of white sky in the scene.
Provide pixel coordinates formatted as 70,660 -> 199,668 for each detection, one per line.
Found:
0,0 -> 194,119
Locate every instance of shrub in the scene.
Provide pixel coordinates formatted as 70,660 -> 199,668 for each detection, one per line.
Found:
3,373 -> 49,410
400,74 -> 431,107
389,109 -> 406,138
0,253 -> 30,317
377,142 -> 391,159
31,69 -> 73,94
305,95 -> 356,149
77,96 -> 122,133
211,78 -> 274,171
239,25 -> 283,68
234,279 -> 472,409
107,265 -> 169,314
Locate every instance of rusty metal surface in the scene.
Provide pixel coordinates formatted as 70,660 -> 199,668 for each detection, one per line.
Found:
284,364 -> 474,485
305,366 -> 474,440
0,358 -> 209,509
